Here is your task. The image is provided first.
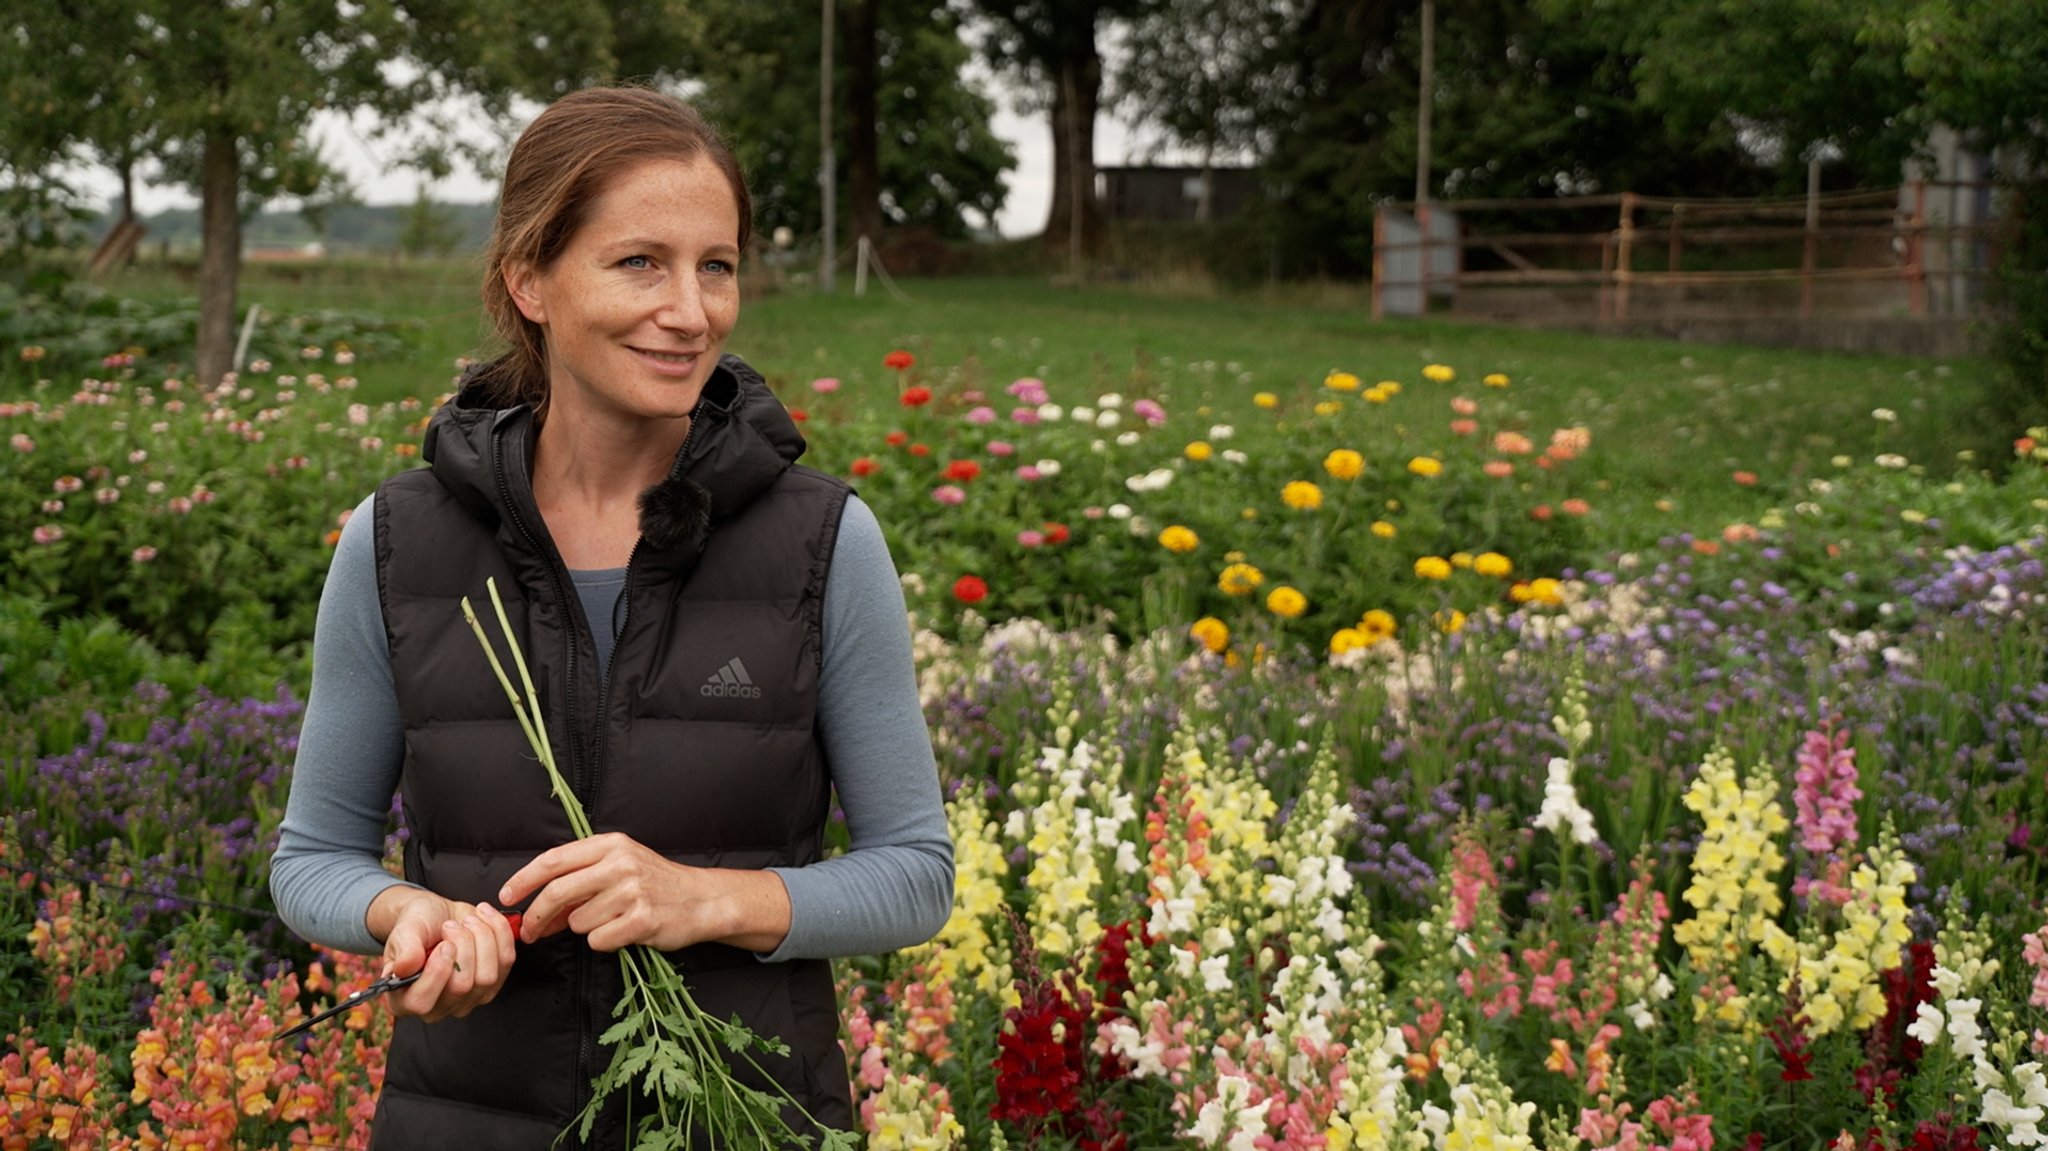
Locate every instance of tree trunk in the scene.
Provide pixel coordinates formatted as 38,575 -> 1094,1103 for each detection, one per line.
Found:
196,127 -> 241,388
846,0 -> 883,244
1042,39 -> 1104,253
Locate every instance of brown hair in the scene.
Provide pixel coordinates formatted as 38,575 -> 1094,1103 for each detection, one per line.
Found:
475,86 -> 752,408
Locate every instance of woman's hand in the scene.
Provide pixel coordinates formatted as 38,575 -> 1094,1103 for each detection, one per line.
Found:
366,887 -> 519,1022
498,832 -> 791,954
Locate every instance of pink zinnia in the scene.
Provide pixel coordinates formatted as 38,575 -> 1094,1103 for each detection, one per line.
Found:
1793,724 -> 1861,856
1483,460 -> 1514,478
810,377 -> 841,393
966,405 -> 996,424
32,524 -> 64,545
1449,419 -> 1479,436
1010,407 -> 1040,424
9,433 -> 32,452
1450,397 -> 1479,415
1016,465 -> 1042,482
1016,529 -> 1045,548
931,485 -> 966,506
131,545 -> 159,563
987,440 -> 1016,457
1131,398 -> 1167,425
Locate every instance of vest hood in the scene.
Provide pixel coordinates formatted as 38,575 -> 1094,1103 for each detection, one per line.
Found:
418,353 -> 807,583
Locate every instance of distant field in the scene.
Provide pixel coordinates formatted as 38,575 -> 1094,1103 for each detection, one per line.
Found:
110,259 -> 1999,546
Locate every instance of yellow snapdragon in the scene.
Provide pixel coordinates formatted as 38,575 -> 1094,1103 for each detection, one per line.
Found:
1673,745 -> 1789,975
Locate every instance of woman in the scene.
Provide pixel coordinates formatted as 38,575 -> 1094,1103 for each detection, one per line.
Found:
270,87 -> 954,1148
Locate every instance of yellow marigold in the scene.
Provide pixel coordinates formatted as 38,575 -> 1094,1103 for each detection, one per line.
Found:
1407,456 -> 1443,478
1370,520 -> 1397,539
1314,400 -> 1343,417
1241,507 -> 1258,520
1422,364 -> 1456,383
1358,609 -> 1397,639
1281,480 -> 1324,510
1185,441 -> 1214,461
1218,562 -> 1265,596
1253,392 -> 1279,409
1435,608 -> 1468,633
1189,616 -> 1231,654
1329,627 -> 1370,655
1363,386 -> 1392,404
1323,449 -> 1365,480
1324,371 -> 1360,391
1158,525 -> 1200,553
1266,585 -> 1308,618
1483,372 -> 1511,388
1413,555 -> 1453,580
1450,551 -> 1474,569
1473,552 -> 1513,578
1511,577 -> 1564,605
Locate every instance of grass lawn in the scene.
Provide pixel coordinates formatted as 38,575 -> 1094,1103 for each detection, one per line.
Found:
112,260 -> 2001,546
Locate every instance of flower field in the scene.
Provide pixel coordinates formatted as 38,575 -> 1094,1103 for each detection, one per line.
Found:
4,317 -> 2048,1150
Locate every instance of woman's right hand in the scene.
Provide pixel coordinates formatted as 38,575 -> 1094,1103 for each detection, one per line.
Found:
367,886 -> 520,1023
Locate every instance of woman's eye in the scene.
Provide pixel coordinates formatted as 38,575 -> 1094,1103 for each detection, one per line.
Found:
621,255 -> 653,270
703,259 -> 734,276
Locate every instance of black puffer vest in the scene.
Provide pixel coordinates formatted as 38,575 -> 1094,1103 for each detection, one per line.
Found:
366,355 -> 854,1149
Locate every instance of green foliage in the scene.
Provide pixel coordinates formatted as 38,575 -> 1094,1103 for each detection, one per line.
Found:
682,0 -> 1012,241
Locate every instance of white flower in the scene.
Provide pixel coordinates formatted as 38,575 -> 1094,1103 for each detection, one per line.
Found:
1876,453 -> 1910,469
1037,402 -> 1064,421
1096,409 -> 1122,428
1626,1000 -> 1655,1030
1125,467 -> 1176,492
1531,756 -> 1599,844
1208,424 -> 1234,440
1116,430 -> 1141,446
1200,954 -> 1233,993
1873,408 -> 1898,422
1222,449 -> 1248,464
1097,392 -> 1124,409
1107,503 -> 1132,519
1908,1002 -> 1946,1046
1071,405 -> 1096,422
1035,458 -> 1062,476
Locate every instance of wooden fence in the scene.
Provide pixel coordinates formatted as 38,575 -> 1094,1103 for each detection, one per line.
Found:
1372,182 -> 2004,322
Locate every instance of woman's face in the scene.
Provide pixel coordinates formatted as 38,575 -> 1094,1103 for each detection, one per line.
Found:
505,156 -> 741,426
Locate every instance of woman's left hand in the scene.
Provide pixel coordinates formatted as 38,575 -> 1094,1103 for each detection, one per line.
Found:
498,831 -> 791,953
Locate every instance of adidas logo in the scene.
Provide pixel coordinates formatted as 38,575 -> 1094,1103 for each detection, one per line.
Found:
701,657 -> 763,698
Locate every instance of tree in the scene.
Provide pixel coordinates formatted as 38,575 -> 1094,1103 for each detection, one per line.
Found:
0,0 -> 706,387
968,0 -> 1147,252
680,0 -> 1012,246
1111,0 -> 1298,218
399,187 -> 465,259
1539,0 -> 1925,189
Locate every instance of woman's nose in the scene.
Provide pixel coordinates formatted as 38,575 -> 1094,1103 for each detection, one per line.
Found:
655,278 -> 708,337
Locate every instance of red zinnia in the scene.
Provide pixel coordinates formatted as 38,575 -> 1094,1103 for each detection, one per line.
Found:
909,442 -> 931,457
952,575 -> 988,604
884,430 -> 909,447
884,350 -> 915,371
1042,521 -> 1071,545
850,457 -> 880,478
787,407 -> 808,422
1732,470 -> 1759,486
900,385 -> 933,407
941,459 -> 982,482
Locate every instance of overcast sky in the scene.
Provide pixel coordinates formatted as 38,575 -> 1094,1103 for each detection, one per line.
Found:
80,86 -> 1166,240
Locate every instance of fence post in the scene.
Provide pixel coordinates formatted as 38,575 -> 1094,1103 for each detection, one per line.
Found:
1416,201 -> 1432,315
1615,193 -> 1636,322
1907,180 -> 1928,317
1372,209 -> 1385,320
1668,203 -> 1683,273
1801,156 -> 1821,318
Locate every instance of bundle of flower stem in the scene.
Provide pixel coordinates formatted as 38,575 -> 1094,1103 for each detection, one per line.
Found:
461,578 -> 855,1150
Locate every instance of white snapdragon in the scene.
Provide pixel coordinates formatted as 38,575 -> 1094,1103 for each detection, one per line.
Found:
1532,756 -> 1599,845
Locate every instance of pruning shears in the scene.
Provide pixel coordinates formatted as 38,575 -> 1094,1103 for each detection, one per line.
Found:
274,909 -> 521,1043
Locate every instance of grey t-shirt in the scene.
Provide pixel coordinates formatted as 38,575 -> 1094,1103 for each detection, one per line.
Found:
269,490 -> 953,963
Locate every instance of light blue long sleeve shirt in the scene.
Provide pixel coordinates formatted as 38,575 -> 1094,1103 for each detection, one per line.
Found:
269,490 -> 953,963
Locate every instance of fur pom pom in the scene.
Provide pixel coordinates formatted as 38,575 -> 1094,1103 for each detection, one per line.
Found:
638,476 -> 713,551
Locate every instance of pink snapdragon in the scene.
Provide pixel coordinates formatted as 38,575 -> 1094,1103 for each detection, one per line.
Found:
1794,724 -> 1861,855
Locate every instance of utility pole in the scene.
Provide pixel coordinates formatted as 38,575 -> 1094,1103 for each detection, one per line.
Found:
1415,0 -> 1434,205
819,0 -> 837,292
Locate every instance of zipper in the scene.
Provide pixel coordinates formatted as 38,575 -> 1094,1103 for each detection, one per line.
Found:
497,410 -> 702,1146
491,418 -> 595,1143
